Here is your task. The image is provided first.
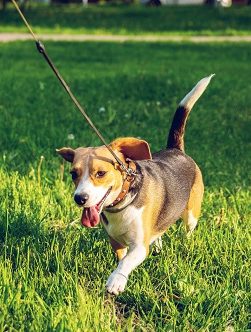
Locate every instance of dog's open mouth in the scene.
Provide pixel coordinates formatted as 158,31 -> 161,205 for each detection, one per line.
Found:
81,187 -> 112,228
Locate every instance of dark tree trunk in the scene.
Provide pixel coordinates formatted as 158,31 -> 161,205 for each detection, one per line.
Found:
1,0 -> 8,10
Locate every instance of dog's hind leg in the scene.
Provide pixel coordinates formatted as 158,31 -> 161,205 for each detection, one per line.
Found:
183,210 -> 198,236
182,165 -> 204,236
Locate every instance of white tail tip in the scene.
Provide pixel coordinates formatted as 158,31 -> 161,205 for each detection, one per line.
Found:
180,74 -> 215,110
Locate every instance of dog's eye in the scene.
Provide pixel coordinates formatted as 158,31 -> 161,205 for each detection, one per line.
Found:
96,171 -> 107,178
70,170 -> 78,181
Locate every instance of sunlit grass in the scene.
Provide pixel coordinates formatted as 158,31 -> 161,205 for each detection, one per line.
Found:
0,41 -> 250,331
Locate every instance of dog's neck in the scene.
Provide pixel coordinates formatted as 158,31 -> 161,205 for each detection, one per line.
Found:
105,163 -> 143,213
105,192 -> 138,213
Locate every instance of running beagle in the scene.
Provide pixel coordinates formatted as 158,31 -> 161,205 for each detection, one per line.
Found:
57,75 -> 214,295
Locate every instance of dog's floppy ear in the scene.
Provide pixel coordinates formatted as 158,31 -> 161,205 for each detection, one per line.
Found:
110,137 -> 152,161
56,147 -> 75,163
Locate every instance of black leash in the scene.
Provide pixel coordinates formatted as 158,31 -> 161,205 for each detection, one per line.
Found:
11,0 -> 136,177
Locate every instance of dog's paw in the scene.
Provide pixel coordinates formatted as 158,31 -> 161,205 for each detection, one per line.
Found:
106,271 -> 128,295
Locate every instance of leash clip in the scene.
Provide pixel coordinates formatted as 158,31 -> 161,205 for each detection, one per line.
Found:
114,160 -> 137,178
36,40 -> 46,54
124,158 -> 137,177
125,167 -> 137,177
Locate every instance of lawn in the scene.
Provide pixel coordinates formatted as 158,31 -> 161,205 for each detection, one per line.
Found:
0,41 -> 250,331
1,4 -> 251,36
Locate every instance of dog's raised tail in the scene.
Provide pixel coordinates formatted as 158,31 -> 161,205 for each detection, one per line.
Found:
167,74 -> 215,151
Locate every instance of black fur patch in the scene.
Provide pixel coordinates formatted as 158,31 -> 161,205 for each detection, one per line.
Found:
167,106 -> 190,151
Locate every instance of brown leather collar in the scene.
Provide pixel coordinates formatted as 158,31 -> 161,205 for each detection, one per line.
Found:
107,160 -> 137,208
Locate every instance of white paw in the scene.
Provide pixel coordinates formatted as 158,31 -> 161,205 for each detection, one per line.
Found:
106,271 -> 128,295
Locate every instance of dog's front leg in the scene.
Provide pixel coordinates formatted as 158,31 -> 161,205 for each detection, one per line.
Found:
106,243 -> 149,295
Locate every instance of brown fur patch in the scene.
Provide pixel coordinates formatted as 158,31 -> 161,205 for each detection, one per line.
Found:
109,236 -> 127,261
182,164 -> 204,225
141,177 -> 165,249
56,147 -> 75,162
110,137 -> 152,161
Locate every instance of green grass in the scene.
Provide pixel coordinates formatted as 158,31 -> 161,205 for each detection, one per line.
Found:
1,4 -> 251,36
0,41 -> 250,331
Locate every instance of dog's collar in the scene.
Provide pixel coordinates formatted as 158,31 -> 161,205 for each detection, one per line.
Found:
106,160 -> 137,209
105,193 -> 137,213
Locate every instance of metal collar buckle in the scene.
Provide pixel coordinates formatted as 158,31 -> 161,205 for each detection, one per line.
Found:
114,159 -> 137,178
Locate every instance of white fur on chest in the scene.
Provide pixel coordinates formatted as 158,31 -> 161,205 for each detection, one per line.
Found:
103,205 -> 145,247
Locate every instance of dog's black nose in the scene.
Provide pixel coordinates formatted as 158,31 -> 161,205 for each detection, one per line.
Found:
74,193 -> 89,206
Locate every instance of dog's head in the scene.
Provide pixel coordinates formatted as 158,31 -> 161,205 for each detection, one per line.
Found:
57,137 -> 151,227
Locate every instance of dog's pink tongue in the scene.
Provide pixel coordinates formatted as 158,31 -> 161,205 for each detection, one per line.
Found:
81,206 -> 100,228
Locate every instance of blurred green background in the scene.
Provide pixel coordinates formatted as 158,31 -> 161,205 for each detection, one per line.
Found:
0,2 -> 250,331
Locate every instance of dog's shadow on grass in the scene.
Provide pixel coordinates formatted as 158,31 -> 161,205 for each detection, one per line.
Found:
106,292 -> 160,321
105,289 -> 186,326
